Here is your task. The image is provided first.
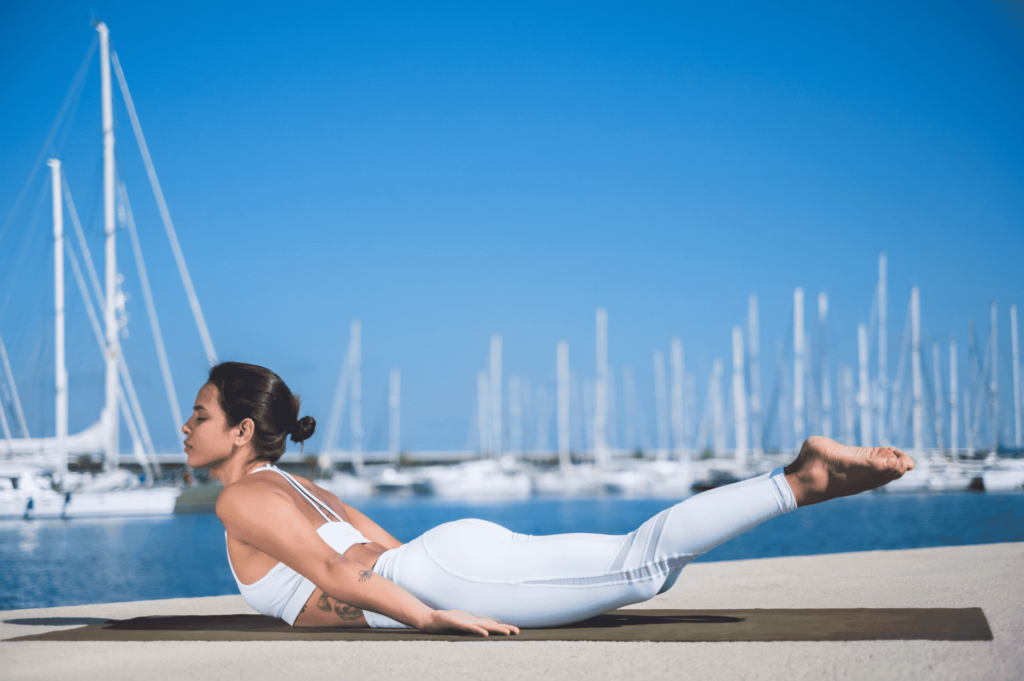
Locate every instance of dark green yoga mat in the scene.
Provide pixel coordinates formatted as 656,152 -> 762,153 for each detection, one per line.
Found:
4,608 -> 992,642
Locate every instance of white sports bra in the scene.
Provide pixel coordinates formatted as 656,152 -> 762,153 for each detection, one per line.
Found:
226,464 -> 371,625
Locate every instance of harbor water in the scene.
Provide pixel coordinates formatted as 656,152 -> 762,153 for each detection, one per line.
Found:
1,491 -> 1022,611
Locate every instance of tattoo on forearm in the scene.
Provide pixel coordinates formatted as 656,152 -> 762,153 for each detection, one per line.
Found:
359,569 -> 375,582
315,592 -> 364,621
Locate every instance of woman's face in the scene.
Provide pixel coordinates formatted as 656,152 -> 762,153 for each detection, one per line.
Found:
181,383 -> 237,469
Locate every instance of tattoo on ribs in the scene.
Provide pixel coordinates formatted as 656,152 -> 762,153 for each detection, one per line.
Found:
315,592 -> 364,621
334,603 -> 363,620
358,569 -> 375,582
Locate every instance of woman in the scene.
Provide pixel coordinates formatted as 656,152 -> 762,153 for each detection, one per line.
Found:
185,362 -> 914,636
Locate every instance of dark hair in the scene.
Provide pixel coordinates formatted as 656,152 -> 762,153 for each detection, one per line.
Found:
206,362 -> 316,463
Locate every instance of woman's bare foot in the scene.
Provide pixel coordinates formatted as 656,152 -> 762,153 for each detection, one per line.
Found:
784,436 -> 915,507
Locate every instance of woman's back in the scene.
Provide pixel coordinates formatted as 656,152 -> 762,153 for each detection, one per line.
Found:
222,466 -> 373,585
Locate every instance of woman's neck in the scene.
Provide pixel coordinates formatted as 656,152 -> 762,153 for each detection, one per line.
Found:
209,446 -> 264,487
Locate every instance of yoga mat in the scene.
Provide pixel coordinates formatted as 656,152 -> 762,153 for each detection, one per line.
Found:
5,608 -> 992,642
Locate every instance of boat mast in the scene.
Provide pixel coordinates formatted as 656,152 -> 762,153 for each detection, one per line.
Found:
508,375 -> 522,454
50,159 -> 68,477
556,341 -> 570,467
489,334 -> 502,456
711,358 -> 725,454
841,365 -> 855,445
96,21 -> 119,471
949,338 -> 958,457
622,366 -> 635,452
476,370 -> 489,454
989,302 -> 998,452
1011,305 -> 1021,448
911,287 -> 923,455
0,335 -> 30,439
670,337 -> 685,459
731,326 -> 748,466
932,342 -> 944,451
594,309 -> 607,465
111,52 -> 217,367
818,292 -> 831,440
388,367 -> 400,455
793,288 -> 805,447
877,253 -> 888,444
748,295 -> 762,457
652,351 -> 669,458
966,321 -> 978,456
350,320 -> 362,469
536,385 -> 550,452
606,367 -> 618,452
858,323 -> 872,445
776,338 -> 790,450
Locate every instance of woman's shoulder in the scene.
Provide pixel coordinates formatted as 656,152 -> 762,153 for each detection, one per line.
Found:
215,472 -> 294,520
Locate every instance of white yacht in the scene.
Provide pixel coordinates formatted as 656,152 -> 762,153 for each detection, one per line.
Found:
981,457 -> 1024,492
419,459 -> 532,500
1,22 -> 215,518
0,465 -> 180,519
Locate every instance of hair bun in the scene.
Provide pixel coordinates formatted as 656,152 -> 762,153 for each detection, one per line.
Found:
290,415 -> 316,443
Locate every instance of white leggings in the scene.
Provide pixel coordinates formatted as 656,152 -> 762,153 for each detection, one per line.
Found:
366,467 -> 797,628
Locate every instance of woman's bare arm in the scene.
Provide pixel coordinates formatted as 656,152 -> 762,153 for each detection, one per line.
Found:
334,499 -> 403,550
291,476 -> 402,550
217,482 -> 517,636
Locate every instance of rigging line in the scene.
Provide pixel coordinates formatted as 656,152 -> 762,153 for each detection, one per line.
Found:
888,299 -> 913,443
119,181 -> 183,446
119,388 -> 155,484
0,180 -> 52,327
51,60 -> 90,164
111,49 -> 217,367
463,392 -> 479,452
0,37 -> 98,247
0,385 -> 12,445
866,283 -> 879,348
367,390 -> 390,453
973,334 -> 991,444
66,234 -> 160,472
65,238 -> 106,356
323,344 -> 354,454
0,333 -> 30,438
693,368 -> 714,452
63,176 -> 105,309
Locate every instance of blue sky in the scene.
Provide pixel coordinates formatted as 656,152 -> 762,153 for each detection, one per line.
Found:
1,1 -> 1022,453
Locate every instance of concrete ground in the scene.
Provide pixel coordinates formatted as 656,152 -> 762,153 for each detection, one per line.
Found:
2,542 -> 1021,681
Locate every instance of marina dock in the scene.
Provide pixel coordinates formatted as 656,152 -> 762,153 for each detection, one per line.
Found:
3,542 -> 1020,680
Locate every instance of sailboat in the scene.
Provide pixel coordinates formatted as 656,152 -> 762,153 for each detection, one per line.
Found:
0,21 -> 216,517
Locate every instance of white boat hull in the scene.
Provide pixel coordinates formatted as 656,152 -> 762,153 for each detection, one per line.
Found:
531,468 -> 604,497
420,460 -> 533,500
63,487 -> 181,516
318,474 -> 374,499
0,487 -> 181,519
981,469 -> 1024,492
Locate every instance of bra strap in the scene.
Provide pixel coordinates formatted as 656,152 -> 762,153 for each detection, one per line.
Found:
251,465 -> 344,523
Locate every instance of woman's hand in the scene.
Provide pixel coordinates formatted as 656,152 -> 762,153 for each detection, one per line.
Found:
420,610 -> 520,637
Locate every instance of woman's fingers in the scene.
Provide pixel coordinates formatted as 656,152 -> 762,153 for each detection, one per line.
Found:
424,610 -> 520,636
479,620 -> 518,636
454,613 -> 519,636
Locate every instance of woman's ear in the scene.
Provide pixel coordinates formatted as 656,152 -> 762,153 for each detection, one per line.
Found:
235,418 -> 255,446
